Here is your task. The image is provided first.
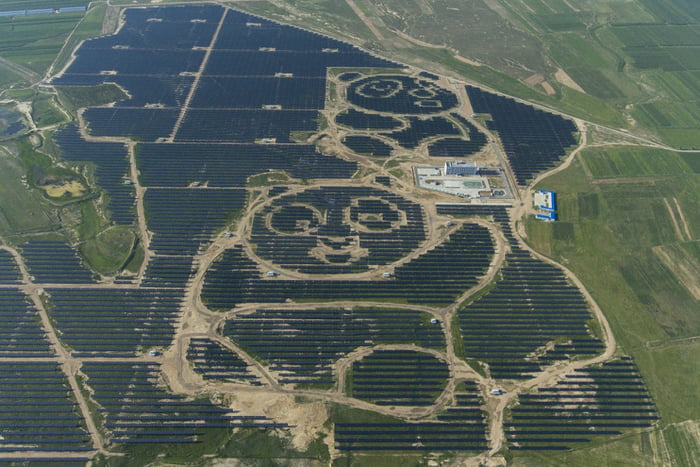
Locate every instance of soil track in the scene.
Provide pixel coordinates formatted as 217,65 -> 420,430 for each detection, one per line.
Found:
11,17 -> 629,461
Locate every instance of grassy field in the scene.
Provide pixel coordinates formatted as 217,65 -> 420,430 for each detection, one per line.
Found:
522,142 -> 700,464
79,225 -> 135,274
55,83 -> 128,118
0,141 -> 56,238
0,11 -> 85,77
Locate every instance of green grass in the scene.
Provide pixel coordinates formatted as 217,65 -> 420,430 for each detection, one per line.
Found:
525,147 -> 700,426
0,103 -> 27,138
79,225 -> 135,275
55,83 -> 128,116
0,142 -> 55,237
217,428 -> 329,461
510,430 -> 658,466
0,1 -> 88,9
95,427 -> 232,467
581,146 -> 694,178
31,93 -> 67,127
122,240 -> 144,273
0,12 -> 85,76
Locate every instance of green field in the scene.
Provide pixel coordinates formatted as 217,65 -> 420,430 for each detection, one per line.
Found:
0,11 -> 85,77
0,142 -> 56,237
523,142 -> 700,464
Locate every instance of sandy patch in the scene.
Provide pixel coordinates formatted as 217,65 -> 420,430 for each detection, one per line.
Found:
524,73 -> 544,86
555,68 -> 585,93
41,180 -> 87,198
454,54 -> 482,66
540,81 -> 556,95
227,391 -> 329,451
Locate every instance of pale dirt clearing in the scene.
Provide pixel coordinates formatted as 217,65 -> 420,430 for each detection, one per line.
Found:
555,68 -> 586,93
345,0 -> 384,41
663,197 -> 686,242
540,80 -> 556,96
674,197 -> 693,240
524,73 -> 544,86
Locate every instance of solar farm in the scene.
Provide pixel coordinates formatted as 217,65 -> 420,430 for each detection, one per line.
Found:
0,3 -> 661,465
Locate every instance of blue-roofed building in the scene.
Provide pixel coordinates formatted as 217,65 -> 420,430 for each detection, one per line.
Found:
445,160 -> 479,176
534,190 -> 557,221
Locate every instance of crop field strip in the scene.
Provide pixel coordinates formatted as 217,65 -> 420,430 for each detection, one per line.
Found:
466,86 -> 577,185
203,222 -> 494,307
54,125 -> 135,225
0,362 -> 91,452
45,288 -> 184,357
20,240 -> 96,284
335,381 -> 487,451
223,308 -> 444,386
348,349 -> 449,406
81,362 -> 285,444
186,337 -> 262,385
506,358 -> 658,450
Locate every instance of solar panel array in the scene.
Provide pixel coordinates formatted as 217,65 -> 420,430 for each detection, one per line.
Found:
141,255 -> 196,288
54,125 -> 135,225
0,249 -> 21,283
20,241 -> 95,284
46,288 -> 183,357
186,338 -> 262,385
347,76 -> 458,114
144,188 -> 246,255
249,186 -> 426,274
203,222 -> 494,308
335,109 -> 403,130
137,143 -> 356,187
342,135 -> 393,157
82,362 -> 284,444
335,381 -> 487,451
427,114 -> 487,157
382,116 -> 460,148
507,358 -> 658,450
23,2 -> 658,460
0,362 -> 91,452
466,86 -> 577,185
0,289 -> 53,357
348,350 -> 449,406
223,308 -> 444,386
436,204 -> 603,379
